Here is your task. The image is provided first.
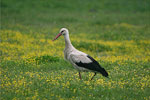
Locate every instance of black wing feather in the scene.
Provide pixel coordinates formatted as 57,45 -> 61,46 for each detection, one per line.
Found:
75,55 -> 108,77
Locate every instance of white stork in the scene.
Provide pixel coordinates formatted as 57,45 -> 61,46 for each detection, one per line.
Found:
53,28 -> 108,80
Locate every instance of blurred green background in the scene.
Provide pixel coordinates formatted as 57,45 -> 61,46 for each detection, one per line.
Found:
1,0 -> 150,40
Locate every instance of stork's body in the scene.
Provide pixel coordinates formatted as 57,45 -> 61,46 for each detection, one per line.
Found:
53,28 -> 108,80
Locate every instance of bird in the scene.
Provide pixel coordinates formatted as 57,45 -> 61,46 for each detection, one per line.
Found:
52,28 -> 108,80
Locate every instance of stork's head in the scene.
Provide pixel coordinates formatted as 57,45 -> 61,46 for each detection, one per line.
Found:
53,28 -> 69,41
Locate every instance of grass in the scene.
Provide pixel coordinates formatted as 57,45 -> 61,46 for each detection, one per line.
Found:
0,0 -> 150,100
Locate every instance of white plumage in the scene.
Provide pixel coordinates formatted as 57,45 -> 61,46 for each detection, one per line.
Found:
53,28 -> 108,80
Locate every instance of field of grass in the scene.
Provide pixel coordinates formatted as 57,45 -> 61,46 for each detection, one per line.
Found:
0,0 -> 150,99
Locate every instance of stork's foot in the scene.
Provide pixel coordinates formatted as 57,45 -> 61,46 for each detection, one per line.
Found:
90,73 -> 97,80
79,72 -> 82,80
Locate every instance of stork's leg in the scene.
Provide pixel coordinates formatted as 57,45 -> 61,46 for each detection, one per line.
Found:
91,73 -> 97,80
79,72 -> 82,80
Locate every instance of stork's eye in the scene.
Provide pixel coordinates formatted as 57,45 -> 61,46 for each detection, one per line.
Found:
61,30 -> 64,33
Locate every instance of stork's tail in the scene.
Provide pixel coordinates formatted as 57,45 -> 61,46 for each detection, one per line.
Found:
86,55 -> 109,78
98,67 -> 109,78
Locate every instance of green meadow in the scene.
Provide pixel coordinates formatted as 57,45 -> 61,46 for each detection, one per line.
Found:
0,0 -> 150,99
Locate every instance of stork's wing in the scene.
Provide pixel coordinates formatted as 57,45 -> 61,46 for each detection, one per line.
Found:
70,54 -> 108,77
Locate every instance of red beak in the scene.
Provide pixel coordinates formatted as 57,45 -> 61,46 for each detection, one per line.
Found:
52,33 -> 62,41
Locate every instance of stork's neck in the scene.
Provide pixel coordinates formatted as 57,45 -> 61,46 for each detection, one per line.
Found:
64,33 -> 74,49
